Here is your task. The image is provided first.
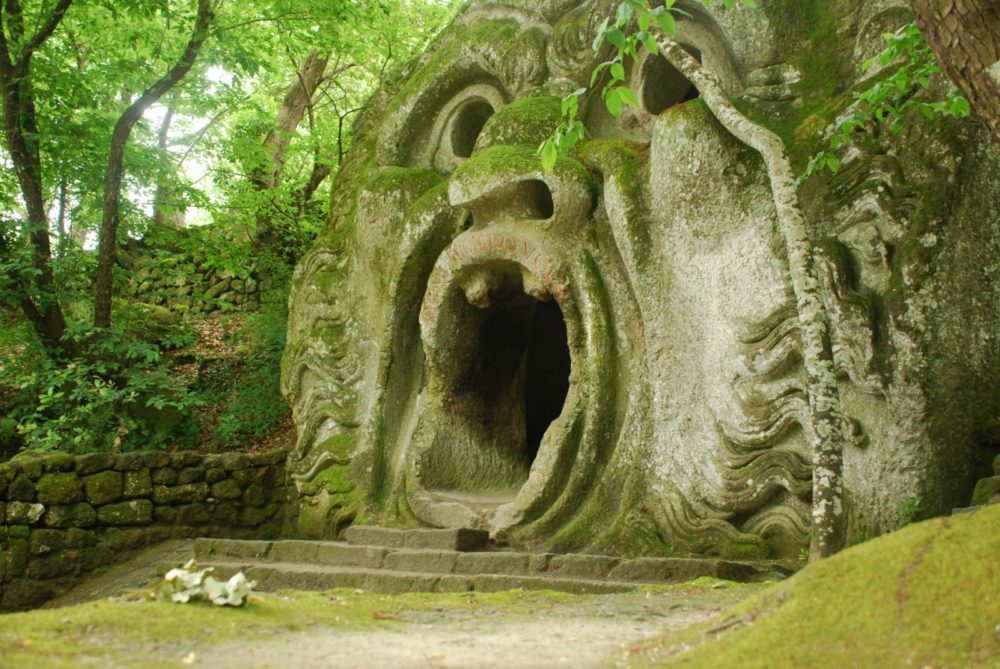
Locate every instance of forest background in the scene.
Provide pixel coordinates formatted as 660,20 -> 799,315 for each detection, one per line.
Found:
0,0 -> 460,458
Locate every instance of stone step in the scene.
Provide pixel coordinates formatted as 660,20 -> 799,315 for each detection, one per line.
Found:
197,561 -> 638,595
340,525 -> 490,551
193,537 -> 789,587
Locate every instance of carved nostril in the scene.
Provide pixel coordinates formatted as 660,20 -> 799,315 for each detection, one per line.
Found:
451,99 -> 495,158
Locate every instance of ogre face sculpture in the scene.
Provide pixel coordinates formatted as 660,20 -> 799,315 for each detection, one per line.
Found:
282,0 -> 1000,559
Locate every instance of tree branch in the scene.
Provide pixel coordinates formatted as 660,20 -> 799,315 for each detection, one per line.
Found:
93,0 -> 215,328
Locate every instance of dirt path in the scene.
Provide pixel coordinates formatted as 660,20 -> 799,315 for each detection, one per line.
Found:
182,586 -> 755,669
11,544 -> 766,669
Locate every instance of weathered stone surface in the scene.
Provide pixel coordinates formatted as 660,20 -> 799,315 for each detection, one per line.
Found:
75,453 -> 115,476
29,529 -> 65,556
383,550 -> 458,574
210,479 -> 242,500
37,472 -> 82,504
177,466 -> 206,484
243,484 -> 267,507
176,503 -> 211,525
6,474 -> 36,502
98,500 -> 153,526
454,551 -> 529,576
278,0 -> 1000,559
195,538 -> 272,561
83,470 -> 123,506
43,503 -> 96,528
171,452 -> 202,468
152,483 -> 207,505
123,468 -> 153,499
205,467 -> 226,484
151,467 -> 178,486
971,476 -> 1000,506
546,554 -> 620,580
6,502 -> 45,525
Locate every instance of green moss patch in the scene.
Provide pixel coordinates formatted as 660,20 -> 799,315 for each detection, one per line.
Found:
629,505 -> 1000,668
0,588 -> 580,668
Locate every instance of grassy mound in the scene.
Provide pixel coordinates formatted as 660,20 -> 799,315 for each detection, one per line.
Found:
631,505 -> 1000,668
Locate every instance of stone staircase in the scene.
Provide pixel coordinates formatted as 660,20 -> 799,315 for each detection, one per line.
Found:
187,526 -> 791,595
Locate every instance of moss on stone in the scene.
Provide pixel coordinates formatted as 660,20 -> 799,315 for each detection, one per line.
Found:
36,472 -> 83,505
629,505 -> 1000,668
477,95 -> 562,149
83,470 -> 123,506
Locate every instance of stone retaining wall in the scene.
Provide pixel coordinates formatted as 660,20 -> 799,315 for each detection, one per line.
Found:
0,448 -> 291,610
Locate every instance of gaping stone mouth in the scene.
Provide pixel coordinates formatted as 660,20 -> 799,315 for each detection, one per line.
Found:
420,263 -> 571,500
407,226 -> 593,533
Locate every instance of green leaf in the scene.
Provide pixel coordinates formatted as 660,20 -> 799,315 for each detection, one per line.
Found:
610,62 -> 625,81
655,11 -> 676,35
605,87 -> 623,116
617,85 -> 639,108
605,28 -> 627,50
539,140 -> 558,171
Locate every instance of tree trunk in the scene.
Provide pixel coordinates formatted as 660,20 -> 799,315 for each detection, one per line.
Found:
251,51 -> 329,191
153,103 -> 186,229
0,0 -> 75,358
909,0 -> 1000,141
655,34 -> 849,559
93,0 -> 214,328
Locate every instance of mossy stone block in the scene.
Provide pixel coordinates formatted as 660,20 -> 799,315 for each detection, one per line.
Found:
29,529 -> 65,556
8,474 -> 37,502
123,468 -> 153,499
37,472 -> 82,504
152,467 -> 178,485
6,502 -> 45,525
114,453 -> 146,471
12,455 -> 43,478
98,499 -> 153,526
75,452 -> 115,476
171,452 -> 201,468
83,470 -> 123,506
176,503 -> 210,525
239,503 -> 279,527
139,452 -> 171,468
243,484 -> 267,507
152,483 -> 207,505
212,502 -> 239,525
971,476 -> 1000,506
229,467 -> 257,488
993,453 -> 1000,477
210,479 -> 242,500
205,467 -> 226,484
154,505 -> 178,523
65,528 -> 97,548
42,453 -> 75,472
43,503 -> 96,528
220,453 -> 251,471
177,466 -> 206,484
27,551 -> 77,578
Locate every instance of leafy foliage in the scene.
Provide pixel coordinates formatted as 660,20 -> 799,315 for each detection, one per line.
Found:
211,292 -> 290,447
538,0 -> 756,170
800,23 -> 970,182
1,317 -> 200,454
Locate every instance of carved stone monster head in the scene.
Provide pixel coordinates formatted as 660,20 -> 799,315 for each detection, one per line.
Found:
282,0 -> 1000,559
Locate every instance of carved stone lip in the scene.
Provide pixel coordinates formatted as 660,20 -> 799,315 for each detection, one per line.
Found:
406,223 -> 598,537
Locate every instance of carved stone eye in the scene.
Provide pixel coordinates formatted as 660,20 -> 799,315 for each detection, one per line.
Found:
449,98 -> 495,158
430,83 -> 506,171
